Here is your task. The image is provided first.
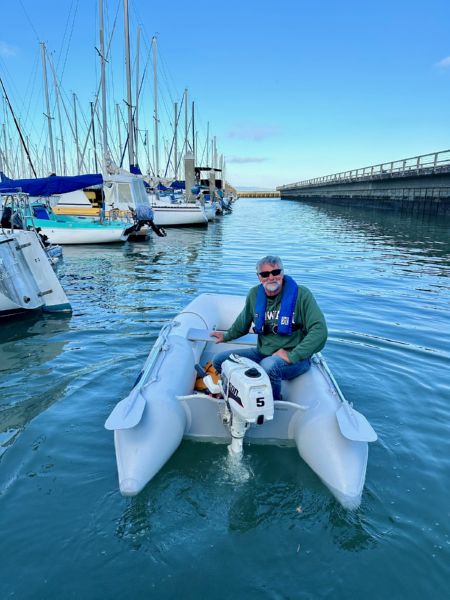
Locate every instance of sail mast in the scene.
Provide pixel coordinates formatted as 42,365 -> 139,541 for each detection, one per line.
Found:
73,93 -> 81,174
153,36 -> 159,177
206,121 -> 209,166
124,0 -> 135,170
40,42 -> 56,174
174,102 -> 178,179
48,56 -> 67,175
99,0 -> 109,173
135,26 -> 141,169
184,88 -> 188,153
191,101 -> 195,163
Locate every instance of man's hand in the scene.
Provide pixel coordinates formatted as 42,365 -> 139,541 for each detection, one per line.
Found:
272,348 -> 291,363
210,331 -> 224,343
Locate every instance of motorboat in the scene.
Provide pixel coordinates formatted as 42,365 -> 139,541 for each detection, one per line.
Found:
0,197 -> 71,318
105,293 -> 377,509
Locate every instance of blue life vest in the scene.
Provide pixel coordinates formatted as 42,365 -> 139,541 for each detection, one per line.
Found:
254,275 -> 299,336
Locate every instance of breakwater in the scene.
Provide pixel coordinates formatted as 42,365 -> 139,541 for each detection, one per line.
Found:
279,150 -> 450,216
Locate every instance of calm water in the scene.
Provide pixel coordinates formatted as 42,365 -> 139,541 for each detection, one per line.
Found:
1,199 -> 449,599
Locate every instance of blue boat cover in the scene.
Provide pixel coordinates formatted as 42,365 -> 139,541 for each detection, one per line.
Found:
130,164 -> 142,175
170,180 -> 185,190
0,172 -> 103,196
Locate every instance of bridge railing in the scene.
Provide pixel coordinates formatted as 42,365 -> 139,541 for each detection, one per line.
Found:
279,149 -> 450,190
283,186 -> 450,199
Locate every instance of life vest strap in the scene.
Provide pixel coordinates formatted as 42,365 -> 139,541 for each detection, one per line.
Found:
254,275 -> 300,336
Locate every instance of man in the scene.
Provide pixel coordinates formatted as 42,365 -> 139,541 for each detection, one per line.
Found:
211,255 -> 328,400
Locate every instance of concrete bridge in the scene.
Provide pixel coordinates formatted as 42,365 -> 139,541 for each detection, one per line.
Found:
238,191 -> 280,198
278,150 -> 450,216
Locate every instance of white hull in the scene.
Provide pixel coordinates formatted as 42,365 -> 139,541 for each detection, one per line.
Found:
0,229 -> 71,317
37,225 -> 127,245
203,202 -> 217,221
107,294 -> 375,508
152,202 -> 208,227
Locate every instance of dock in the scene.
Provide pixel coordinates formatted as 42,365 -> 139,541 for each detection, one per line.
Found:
238,191 -> 280,198
278,150 -> 450,216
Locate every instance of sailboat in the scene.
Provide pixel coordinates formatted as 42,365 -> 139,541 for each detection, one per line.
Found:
149,189 -> 208,227
0,192 -> 71,318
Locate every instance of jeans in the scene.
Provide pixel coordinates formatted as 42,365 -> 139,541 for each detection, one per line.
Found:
212,347 -> 311,401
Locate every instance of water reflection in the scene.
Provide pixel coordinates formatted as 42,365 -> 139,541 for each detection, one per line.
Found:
307,202 -> 450,262
59,223 -> 225,317
0,314 -> 71,372
0,315 -> 72,456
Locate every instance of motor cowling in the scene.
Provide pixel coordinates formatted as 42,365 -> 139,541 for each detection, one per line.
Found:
220,356 -> 274,454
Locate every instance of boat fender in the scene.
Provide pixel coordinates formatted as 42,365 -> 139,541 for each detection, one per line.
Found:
254,275 -> 299,336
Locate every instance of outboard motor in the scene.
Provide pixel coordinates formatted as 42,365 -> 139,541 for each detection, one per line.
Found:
124,204 -> 167,237
220,355 -> 274,456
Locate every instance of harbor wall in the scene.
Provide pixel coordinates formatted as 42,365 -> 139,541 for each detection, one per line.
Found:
279,173 -> 450,216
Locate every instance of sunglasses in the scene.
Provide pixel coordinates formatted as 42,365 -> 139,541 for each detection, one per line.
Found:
258,268 -> 283,278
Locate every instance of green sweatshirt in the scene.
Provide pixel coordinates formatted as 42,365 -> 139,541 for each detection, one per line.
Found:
223,282 -> 328,363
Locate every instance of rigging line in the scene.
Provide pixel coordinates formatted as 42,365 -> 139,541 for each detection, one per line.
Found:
74,95 -> 92,171
20,49 -> 48,147
22,51 -> 39,131
89,103 -> 104,169
158,48 -> 179,105
128,39 -> 151,143
77,0 -> 121,170
47,53 -> 77,141
163,100 -> 184,177
157,51 -> 174,104
55,0 -> 75,72
199,133 -> 208,167
117,105 -> 128,167
116,45 -> 150,168
0,76 -> 37,177
18,0 -> 40,43
0,51 -> 31,123
127,9 -> 177,107
158,64 -> 177,125
103,0 -> 121,135
58,0 -> 79,84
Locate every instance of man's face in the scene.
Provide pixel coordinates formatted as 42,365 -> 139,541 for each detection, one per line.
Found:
257,263 -> 284,296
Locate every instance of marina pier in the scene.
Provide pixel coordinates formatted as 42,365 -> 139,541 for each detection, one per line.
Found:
238,191 -> 280,198
278,149 -> 450,216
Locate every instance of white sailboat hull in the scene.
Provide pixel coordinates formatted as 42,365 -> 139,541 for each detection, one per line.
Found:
203,202 -> 217,221
37,225 -> 127,245
152,202 -> 208,227
108,294 -> 374,508
0,229 -> 71,317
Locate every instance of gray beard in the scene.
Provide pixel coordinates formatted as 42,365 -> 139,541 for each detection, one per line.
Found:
263,281 -> 281,294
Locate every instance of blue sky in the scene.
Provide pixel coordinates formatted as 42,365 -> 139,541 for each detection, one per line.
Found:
1,0 -> 450,188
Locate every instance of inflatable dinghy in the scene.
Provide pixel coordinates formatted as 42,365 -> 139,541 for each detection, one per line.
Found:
105,294 -> 377,508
